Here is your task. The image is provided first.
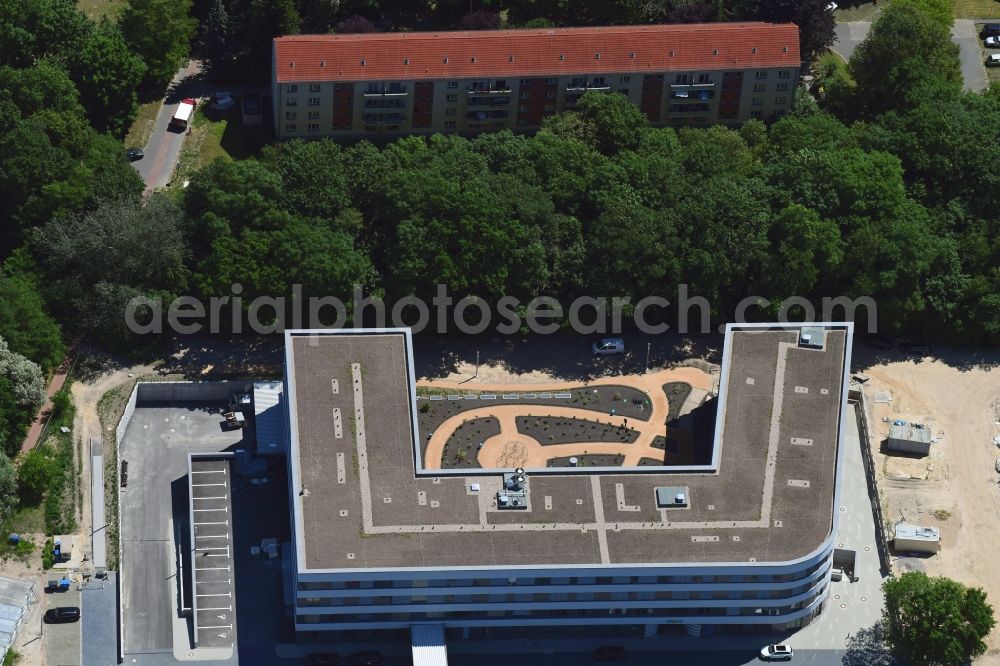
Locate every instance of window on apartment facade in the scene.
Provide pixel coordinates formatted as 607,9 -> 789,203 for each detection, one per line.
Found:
446,107 -> 457,116
697,73 -> 710,83
545,90 -> 555,99
287,84 -> 298,93
778,69 -> 790,78
285,111 -> 296,120
775,96 -> 787,105
518,104 -> 529,112
543,104 -> 555,113
592,76 -> 606,86
776,82 -> 789,91
675,73 -> 689,84
621,75 -> 631,83
546,78 -> 557,85
285,123 -> 297,132
519,78 -> 532,85
446,93 -> 458,102
447,81 -> 459,89
516,118 -> 530,126
308,84 -> 321,93
286,98 -> 297,106
445,120 -> 456,128
520,90 -> 530,99
308,111 -> 319,120
755,71 -> 767,79
752,96 -> 763,106
750,110 -> 762,118
308,97 -> 320,106
753,82 -> 765,92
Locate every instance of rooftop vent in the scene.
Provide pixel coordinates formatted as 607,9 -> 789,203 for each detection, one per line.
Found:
559,54 -> 565,60
497,468 -> 529,510
669,50 -> 675,57
443,57 -> 448,63
799,326 -> 825,349
360,59 -> 365,66
403,58 -> 409,64
655,486 -> 689,508
752,47 -> 758,54
629,51 -> 636,58
595,52 -> 601,59
783,46 -> 789,52
471,56 -> 477,63
289,61 -> 294,68
508,55 -> 515,62
713,48 -> 719,55
320,60 -> 326,67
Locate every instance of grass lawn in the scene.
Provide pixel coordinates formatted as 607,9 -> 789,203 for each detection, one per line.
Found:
124,100 -> 161,150
834,2 -> 882,22
77,0 -> 125,20
954,0 -> 1000,18
175,104 -> 269,181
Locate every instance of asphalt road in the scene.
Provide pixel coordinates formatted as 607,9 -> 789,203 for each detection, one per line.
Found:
133,60 -> 203,192
833,19 -> 988,91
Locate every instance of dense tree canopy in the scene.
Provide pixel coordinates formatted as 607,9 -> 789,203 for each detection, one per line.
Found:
883,572 -> 995,666
120,0 -> 196,92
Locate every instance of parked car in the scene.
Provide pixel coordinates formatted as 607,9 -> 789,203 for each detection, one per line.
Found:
592,645 -> 627,660
211,94 -> 235,110
760,643 -> 793,661
986,35 -> 1000,48
592,337 -> 625,355
44,607 -> 80,623
995,458 -> 1000,473
346,652 -> 381,666
126,148 -> 144,161
305,654 -> 339,666
981,23 -> 1000,38
987,54 -> 1000,67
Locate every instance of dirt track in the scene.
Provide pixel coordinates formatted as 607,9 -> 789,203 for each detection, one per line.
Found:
862,356 -> 1000,656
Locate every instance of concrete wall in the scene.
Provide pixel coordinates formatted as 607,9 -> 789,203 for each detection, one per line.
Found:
894,538 -> 939,554
116,384 -> 139,446
134,381 -> 254,404
886,437 -> 931,456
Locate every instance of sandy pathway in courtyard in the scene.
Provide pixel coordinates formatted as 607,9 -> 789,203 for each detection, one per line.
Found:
421,367 -> 715,469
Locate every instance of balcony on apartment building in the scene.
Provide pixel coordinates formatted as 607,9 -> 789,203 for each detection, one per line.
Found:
364,83 -> 409,97
364,98 -> 407,109
467,81 -> 511,96
467,96 -> 510,108
566,77 -> 612,92
363,112 -> 406,124
467,109 -> 509,120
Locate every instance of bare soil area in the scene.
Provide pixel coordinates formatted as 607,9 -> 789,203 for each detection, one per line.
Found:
862,355 -> 1000,655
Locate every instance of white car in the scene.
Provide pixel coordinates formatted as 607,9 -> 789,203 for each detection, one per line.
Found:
987,54 -> 1000,68
592,338 -> 625,355
760,644 -> 793,661
985,36 -> 1000,48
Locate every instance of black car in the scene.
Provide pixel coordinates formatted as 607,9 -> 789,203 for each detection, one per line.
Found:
592,645 -> 627,661
981,23 -> 1000,38
346,652 -> 381,666
44,606 -> 80,623
305,654 -> 339,666
126,148 -> 144,162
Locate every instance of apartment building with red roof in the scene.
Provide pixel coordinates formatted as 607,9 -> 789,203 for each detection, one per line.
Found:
271,23 -> 801,140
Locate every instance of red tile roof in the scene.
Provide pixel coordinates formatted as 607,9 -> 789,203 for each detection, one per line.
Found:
274,23 -> 801,83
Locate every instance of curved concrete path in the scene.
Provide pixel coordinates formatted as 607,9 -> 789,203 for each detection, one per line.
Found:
422,367 -> 715,469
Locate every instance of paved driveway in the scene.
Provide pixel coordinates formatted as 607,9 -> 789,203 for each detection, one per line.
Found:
133,61 -> 203,192
833,19 -> 988,91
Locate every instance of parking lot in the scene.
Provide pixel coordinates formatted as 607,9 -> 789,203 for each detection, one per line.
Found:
119,403 -> 245,661
190,457 -> 236,650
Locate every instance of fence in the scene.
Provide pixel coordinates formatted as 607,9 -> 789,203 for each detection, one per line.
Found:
851,386 -> 892,577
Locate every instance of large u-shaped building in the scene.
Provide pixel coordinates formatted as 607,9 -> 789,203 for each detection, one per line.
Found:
281,323 -> 853,643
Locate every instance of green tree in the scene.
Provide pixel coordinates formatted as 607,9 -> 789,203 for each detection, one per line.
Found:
33,194 -> 189,339
69,21 -> 146,136
0,0 -> 92,68
0,451 -> 16,520
574,91 -> 649,155
0,269 -> 65,372
883,572 -> 995,666
15,449 -> 50,504
848,1 -> 961,118
120,0 -> 196,92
